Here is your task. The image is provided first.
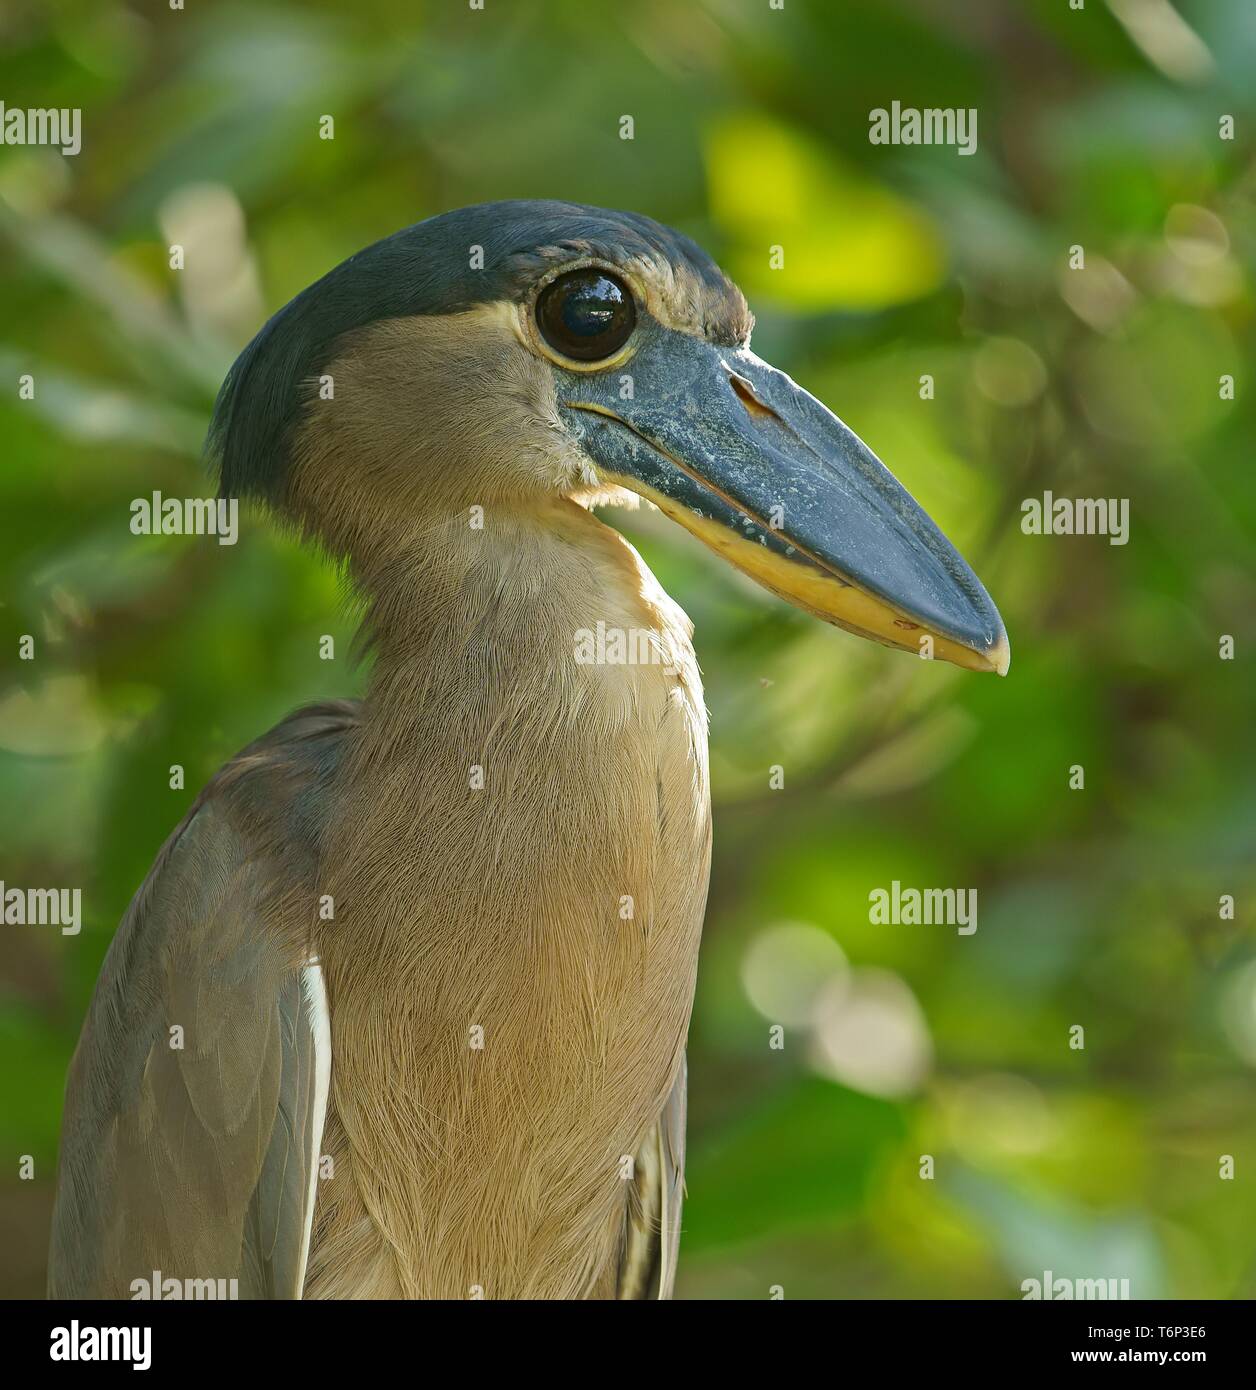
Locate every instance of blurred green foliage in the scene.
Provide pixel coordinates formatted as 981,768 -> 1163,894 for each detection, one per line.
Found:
1,0 -> 1255,1299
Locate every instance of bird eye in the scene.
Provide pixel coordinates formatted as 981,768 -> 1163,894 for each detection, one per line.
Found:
535,269 -> 636,363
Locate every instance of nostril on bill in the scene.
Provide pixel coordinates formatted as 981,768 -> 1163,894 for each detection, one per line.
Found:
728,372 -> 780,424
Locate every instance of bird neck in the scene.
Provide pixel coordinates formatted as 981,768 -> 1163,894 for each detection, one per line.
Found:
347,497 -> 692,750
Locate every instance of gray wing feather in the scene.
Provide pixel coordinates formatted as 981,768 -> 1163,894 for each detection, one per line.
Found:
48,792 -> 329,1300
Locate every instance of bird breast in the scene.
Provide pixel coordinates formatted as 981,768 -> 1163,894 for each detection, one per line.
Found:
305,503 -> 712,1298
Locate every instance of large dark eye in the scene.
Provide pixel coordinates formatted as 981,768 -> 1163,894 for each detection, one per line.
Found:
535,268 -> 636,362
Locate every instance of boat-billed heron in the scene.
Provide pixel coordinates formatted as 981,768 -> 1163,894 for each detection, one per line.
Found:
49,200 -> 1007,1300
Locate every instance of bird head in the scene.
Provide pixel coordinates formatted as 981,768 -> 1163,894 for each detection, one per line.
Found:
210,199 -> 1008,674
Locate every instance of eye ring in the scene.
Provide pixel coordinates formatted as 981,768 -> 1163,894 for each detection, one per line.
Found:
534,267 -> 637,365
